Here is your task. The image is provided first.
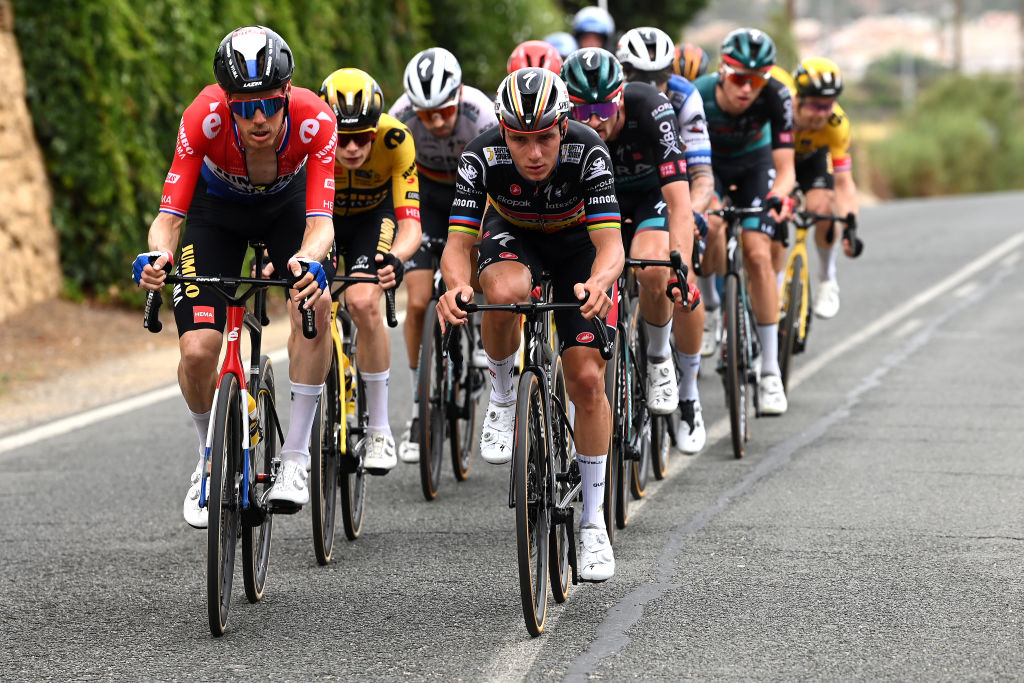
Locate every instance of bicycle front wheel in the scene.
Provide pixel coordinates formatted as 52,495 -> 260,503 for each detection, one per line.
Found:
340,365 -> 367,540
449,323 -> 478,481
612,325 -> 631,529
724,275 -> 747,459
417,309 -> 445,501
514,370 -> 550,637
602,331 -> 621,541
242,356 -> 275,600
311,352 -> 340,564
650,413 -> 671,479
629,316 -> 651,499
208,374 -> 242,636
778,253 -> 804,392
547,356 -> 571,604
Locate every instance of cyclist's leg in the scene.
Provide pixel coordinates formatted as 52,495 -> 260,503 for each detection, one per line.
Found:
802,150 -> 841,317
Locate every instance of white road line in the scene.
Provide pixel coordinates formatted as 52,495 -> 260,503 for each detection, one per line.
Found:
487,230 -> 1024,680
0,307 -> 411,456
893,318 -> 924,339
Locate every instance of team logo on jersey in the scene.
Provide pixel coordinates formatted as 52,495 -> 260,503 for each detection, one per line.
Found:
510,184 -> 521,195
193,306 -> 215,324
202,113 -> 222,140
484,146 -> 512,166
659,162 -> 676,178
583,155 -> 611,181
353,254 -> 370,271
324,178 -> 335,190
458,161 -> 478,183
559,143 -> 584,164
165,172 -> 180,184
299,118 -> 320,144
499,252 -> 518,260
576,332 -> 595,343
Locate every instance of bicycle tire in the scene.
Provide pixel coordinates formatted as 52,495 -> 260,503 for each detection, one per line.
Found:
778,253 -> 804,392
548,356 -> 571,604
602,330 -> 620,544
629,314 -> 650,499
339,361 -> 367,540
514,369 -> 550,637
207,374 -> 242,636
310,352 -> 340,564
650,414 -> 671,479
724,275 -> 747,459
242,356 -> 276,599
450,323 -> 478,481
417,309 -> 445,501
612,324 -> 630,529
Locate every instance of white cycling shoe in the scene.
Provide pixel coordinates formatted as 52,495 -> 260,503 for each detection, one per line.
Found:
646,358 -> 678,416
701,307 -> 721,357
675,399 -> 707,454
398,419 -> 420,464
579,523 -> 615,582
758,374 -> 788,416
183,460 -> 208,529
364,430 -> 398,473
268,459 -> 309,506
480,401 -> 516,464
814,279 -> 840,319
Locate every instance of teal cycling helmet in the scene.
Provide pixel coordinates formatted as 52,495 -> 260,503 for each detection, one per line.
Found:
561,48 -> 624,103
720,28 -> 776,71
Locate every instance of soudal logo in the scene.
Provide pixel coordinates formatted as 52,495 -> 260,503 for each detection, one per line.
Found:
510,184 -> 521,195
324,178 -> 335,190
576,332 -> 595,343
499,252 -> 518,260
193,306 -> 215,324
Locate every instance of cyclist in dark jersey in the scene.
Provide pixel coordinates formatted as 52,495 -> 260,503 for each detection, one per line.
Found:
132,26 -> 337,526
695,28 -> 795,415
562,47 -> 708,454
436,68 -> 624,582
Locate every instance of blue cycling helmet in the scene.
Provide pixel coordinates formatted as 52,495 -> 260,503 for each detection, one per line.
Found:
572,6 -> 615,39
543,32 -> 579,59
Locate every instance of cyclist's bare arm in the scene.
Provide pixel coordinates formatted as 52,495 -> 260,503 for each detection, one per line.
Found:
770,147 -> 796,222
577,227 -> 624,321
687,162 -> 715,215
140,211 -> 184,290
663,180 -> 697,269
437,230 -> 477,327
834,169 -> 860,257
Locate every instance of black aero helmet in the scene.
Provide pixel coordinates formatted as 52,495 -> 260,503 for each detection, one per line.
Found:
214,26 -> 294,94
495,68 -> 571,133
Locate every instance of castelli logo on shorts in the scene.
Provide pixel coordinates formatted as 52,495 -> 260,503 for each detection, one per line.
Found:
193,306 -> 215,324
510,184 -> 521,195
576,332 -> 595,343
499,252 -> 518,260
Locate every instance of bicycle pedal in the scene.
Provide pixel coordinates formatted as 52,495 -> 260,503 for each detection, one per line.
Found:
241,506 -> 267,527
266,500 -> 303,515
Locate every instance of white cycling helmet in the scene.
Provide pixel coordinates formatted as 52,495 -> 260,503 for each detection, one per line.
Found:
572,6 -> 615,38
616,27 -> 675,73
403,47 -> 462,109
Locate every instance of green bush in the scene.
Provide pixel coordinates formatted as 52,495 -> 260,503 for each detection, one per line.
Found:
869,75 -> 1024,198
13,0 -> 560,300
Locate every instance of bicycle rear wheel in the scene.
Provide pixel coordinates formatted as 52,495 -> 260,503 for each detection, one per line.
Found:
724,275 -> 747,459
778,253 -> 804,392
449,323 -> 477,482
310,352 -> 340,564
207,374 -> 242,636
340,364 -> 367,540
547,357 -> 571,604
514,370 -> 550,637
417,309 -> 445,501
602,330 -> 620,543
612,325 -> 631,529
242,356 -> 275,599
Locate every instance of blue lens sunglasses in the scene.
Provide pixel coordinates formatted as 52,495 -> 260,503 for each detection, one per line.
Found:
228,95 -> 287,119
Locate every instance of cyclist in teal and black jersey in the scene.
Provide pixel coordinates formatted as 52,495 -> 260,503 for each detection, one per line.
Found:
388,48 -> 498,463
695,28 -> 795,415
436,68 -> 624,581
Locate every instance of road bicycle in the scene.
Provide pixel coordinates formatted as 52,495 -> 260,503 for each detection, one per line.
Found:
447,280 -> 612,637
607,253 -> 691,530
707,206 -> 765,459
415,236 -> 485,501
309,275 -> 397,565
142,242 -> 315,636
778,208 -> 862,391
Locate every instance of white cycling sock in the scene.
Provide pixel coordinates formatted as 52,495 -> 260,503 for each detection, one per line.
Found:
699,275 -> 720,310
776,270 -> 785,290
361,370 -> 392,435
409,366 -> 419,418
674,348 -> 701,402
189,408 -> 211,453
757,323 -> 780,377
487,351 -> 518,406
578,453 -> 607,527
281,381 -> 323,469
644,318 -> 672,362
817,241 -> 838,281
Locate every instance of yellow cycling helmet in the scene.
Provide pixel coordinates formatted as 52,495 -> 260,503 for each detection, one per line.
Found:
319,68 -> 384,132
793,57 -> 843,98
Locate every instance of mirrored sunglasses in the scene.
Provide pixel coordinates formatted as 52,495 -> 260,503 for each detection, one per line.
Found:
337,130 -> 376,147
722,64 -> 769,89
570,100 -> 619,122
415,104 -> 458,122
228,95 -> 287,119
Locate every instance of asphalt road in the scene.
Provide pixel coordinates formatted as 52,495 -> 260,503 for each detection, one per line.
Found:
2,192 -> 1023,681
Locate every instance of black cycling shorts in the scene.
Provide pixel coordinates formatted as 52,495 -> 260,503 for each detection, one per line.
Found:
796,147 -> 835,192
477,213 -> 616,353
617,187 -> 669,255
333,200 -> 398,276
712,145 -> 781,238
405,179 -> 453,272
172,170 -> 337,336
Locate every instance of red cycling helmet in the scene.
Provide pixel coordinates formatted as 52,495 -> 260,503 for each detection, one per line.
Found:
506,40 -> 563,75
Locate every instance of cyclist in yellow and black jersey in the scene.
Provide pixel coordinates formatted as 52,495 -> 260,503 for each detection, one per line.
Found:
320,68 -> 423,472
770,58 -> 860,319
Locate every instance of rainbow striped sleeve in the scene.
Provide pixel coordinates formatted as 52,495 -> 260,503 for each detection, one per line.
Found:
586,212 -> 620,232
449,215 -> 482,238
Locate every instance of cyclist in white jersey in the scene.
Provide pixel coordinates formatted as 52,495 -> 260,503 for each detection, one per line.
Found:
388,47 -> 498,463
